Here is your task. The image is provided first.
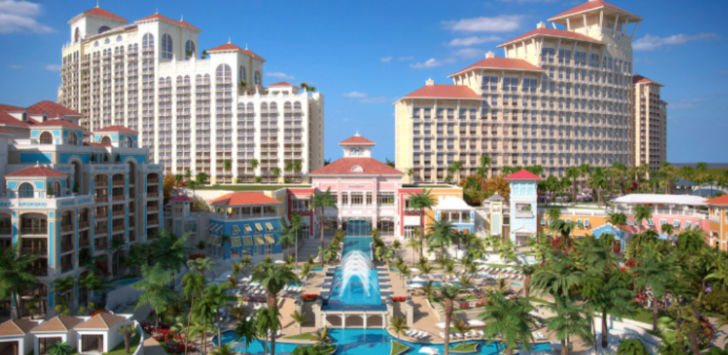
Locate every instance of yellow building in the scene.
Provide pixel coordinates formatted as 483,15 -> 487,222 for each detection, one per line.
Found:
706,195 -> 728,251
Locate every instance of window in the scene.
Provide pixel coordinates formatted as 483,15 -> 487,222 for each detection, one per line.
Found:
185,40 -> 196,59
293,199 -> 309,211
74,28 -> 80,43
104,38 -> 110,44
18,183 -> 34,198
161,34 -> 173,59
216,64 -> 231,83
232,225 -> 240,235
584,219 -> 590,228
98,26 -> 110,34
350,192 -> 363,206
254,71 -> 262,85
142,33 -> 154,51
351,165 -> 364,172
341,192 -> 348,205
377,192 -> 395,206
67,132 -> 78,145
239,66 -> 246,83
540,217 -> 546,226
116,35 -> 122,42
39,131 -> 53,144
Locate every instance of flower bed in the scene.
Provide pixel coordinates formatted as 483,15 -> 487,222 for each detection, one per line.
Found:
391,296 -> 407,302
243,295 -> 267,303
301,294 -> 319,302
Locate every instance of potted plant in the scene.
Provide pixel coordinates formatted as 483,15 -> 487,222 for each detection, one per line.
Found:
46,186 -> 54,198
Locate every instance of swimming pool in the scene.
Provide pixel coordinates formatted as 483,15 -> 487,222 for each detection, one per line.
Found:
214,328 -> 553,354
112,278 -> 141,287
511,282 -> 523,286
326,236 -> 383,310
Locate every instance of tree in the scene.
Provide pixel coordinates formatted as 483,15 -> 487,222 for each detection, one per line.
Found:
285,161 -> 294,182
0,242 -> 38,319
440,284 -> 461,355
588,167 -> 608,207
607,212 -> 628,249
187,257 -> 216,278
550,219 -> 581,251
477,155 -> 492,180
408,189 -> 437,259
133,263 -> 179,331
196,172 -> 208,187
300,82 -> 317,92
234,316 -> 258,355
46,341 -> 73,355
388,316 -> 409,345
451,318 -> 469,348
277,218 -> 298,261
255,306 -> 282,355
616,339 -> 649,355
385,158 -> 395,168
483,174 -> 511,199
633,244 -> 677,331
679,166 -> 695,195
223,160 -> 232,173
252,263 -> 300,354
311,326 -> 331,348
117,323 -> 138,354
197,284 -> 234,347
428,217 -> 454,261
181,272 -> 205,355
163,174 -> 176,200
210,343 -> 235,355
152,230 -> 190,289
272,167 -> 281,182
565,166 -> 581,207
448,161 -> 462,184
479,291 -> 535,355
546,297 -> 593,355
694,162 -> 708,197
54,276 -> 75,306
405,238 -> 420,264
291,309 -> 307,335
310,188 -> 337,268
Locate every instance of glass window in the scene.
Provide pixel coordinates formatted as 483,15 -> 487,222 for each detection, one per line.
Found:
161,34 -> 173,59
142,33 -> 154,50
185,40 -> 196,59
98,26 -> 110,34
18,183 -> 34,198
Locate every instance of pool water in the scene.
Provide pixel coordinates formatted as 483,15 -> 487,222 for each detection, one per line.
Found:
214,328 -> 554,355
112,278 -> 141,287
326,236 -> 383,310
511,282 -> 523,286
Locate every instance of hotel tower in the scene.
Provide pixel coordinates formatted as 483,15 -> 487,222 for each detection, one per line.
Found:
58,6 -> 324,184
395,0 -> 667,182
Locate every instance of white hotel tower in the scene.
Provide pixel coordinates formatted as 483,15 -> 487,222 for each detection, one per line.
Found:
59,6 -> 325,184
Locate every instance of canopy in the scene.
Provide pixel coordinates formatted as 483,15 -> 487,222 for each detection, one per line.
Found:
254,236 -> 265,246
411,276 -> 426,283
468,320 -> 485,327
410,268 -> 420,272
419,347 -> 440,354
274,260 -> 286,264
409,283 -> 423,289
264,234 -> 276,244
242,236 -> 254,247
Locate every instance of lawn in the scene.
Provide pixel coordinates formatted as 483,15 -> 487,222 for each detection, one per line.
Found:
292,344 -> 337,355
390,340 -> 411,355
105,334 -> 140,355
284,332 -> 317,341
450,342 -> 480,353
195,184 -> 311,191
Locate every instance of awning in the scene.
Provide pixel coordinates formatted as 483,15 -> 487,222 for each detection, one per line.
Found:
255,223 -> 263,232
264,234 -> 275,244
244,225 -> 252,233
208,235 -> 219,245
266,222 -> 274,231
231,237 -> 242,247
209,224 -> 216,232
254,236 -> 265,246
242,236 -> 253,247
216,225 -> 224,233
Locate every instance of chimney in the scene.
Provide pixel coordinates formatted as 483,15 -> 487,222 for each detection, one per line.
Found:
425,78 -> 434,86
485,51 -> 495,59
537,21 -> 547,29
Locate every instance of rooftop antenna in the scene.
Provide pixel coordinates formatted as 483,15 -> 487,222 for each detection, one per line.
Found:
96,0 -> 99,8
228,37 -> 231,44
155,8 -> 159,14
180,15 -> 183,21
245,43 -> 248,50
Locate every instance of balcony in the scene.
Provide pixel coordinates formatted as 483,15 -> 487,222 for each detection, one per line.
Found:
61,225 -> 74,233
95,196 -> 108,203
21,227 -> 47,235
21,247 -> 47,256
94,227 -> 108,235
113,225 -> 125,232
112,195 -> 125,202
61,242 -> 74,253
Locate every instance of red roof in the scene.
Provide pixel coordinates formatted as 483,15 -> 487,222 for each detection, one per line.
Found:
403,85 -> 482,100
207,43 -> 266,61
6,166 -> 67,178
705,195 -> 728,206
136,14 -> 200,31
0,104 -> 23,112
451,57 -> 543,76
83,7 -> 128,22
549,1 -> 640,22
269,82 -> 296,87
209,192 -> 281,206
94,125 -> 138,134
32,119 -> 84,129
169,195 -> 194,202
309,157 -> 404,176
339,135 -> 375,145
0,128 -> 10,134
632,75 -> 663,86
0,112 -> 30,127
505,169 -> 542,180
26,101 -> 81,116
499,28 -> 603,47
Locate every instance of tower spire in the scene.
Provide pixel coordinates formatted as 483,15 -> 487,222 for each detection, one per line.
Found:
96,0 -> 99,8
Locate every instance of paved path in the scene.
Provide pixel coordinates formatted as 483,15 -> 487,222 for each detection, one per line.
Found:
142,335 -> 168,355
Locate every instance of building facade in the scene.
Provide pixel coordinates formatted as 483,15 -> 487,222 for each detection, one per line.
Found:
395,0 -> 666,182
58,6 -> 324,183
0,101 -> 162,318
632,75 -> 667,170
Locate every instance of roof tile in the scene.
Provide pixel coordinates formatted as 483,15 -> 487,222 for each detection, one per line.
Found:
549,1 -> 639,22
94,125 -> 139,134
26,101 -> 81,116
506,169 -> 543,180
84,7 -> 128,22
403,85 -> 482,100
136,13 -> 200,31
32,119 -> 84,129
32,316 -> 85,333
309,157 -> 404,176
0,319 -> 38,336
705,195 -> 728,206
451,57 -> 544,76
74,313 -> 126,330
207,43 -> 266,61
6,166 -> 67,178
339,135 -> 375,145
209,192 -> 281,207
499,28 -> 603,47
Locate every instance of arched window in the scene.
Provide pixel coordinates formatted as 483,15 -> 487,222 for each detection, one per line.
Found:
176,75 -> 183,86
284,102 -> 292,111
100,136 -> 111,145
196,74 -> 202,84
239,66 -> 246,83
254,71 -> 262,85
116,35 -> 122,42
142,33 -> 154,51
184,75 -> 190,86
52,182 -> 61,197
161,34 -> 173,59
126,136 -> 134,148
238,103 -> 246,113
39,132 -> 53,144
74,28 -> 80,43
260,102 -> 268,112
185,40 -> 196,59
94,41 -> 99,47
247,103 -> 254,113
351,165 -> 364,172
18,183 -> 34,198
270,102 -> 277,111
203,73 -> 210,83
98,26 -> 110,34
67,132 -> 78,145
216,64 -> 231,83
104,38 -> 110,44
294,102 -> 302,111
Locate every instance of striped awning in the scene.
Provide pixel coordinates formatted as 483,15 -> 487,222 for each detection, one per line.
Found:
231,237 -> 242,247
208,235 -> 219,245
264,234 -> 275,244
209,224 -> 216,232
244,225 -> 252,233
255,223 -> 263,232
215,225 -> 224,233
265,222 -> 274,231
254,236 -> 265,246
242,236 -> 254,247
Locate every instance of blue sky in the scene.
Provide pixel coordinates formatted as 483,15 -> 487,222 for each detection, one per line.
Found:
1,0 -> 726,163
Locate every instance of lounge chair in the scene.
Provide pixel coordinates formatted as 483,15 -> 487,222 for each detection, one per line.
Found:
421,332 -> 430,339
439,332 -> 447,339
538,332 -> 546,340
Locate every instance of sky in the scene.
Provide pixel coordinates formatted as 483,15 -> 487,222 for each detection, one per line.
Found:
0,0 -> 727,163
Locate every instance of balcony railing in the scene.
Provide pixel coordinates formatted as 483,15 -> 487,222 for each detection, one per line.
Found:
79,221 -> 90,229
0,227 -> 11,235
112,180 -> 125,186
147,218 -> 159,225
61,225 -> 74,233
95,196 -> 108,203
113,225 -> 124,231
94,228 -> 108,235
31,268 -> 48,276
112,196 -> 125,201
21,247 -> 47,255
61,243 -> 74,253
21,228 -> 47,235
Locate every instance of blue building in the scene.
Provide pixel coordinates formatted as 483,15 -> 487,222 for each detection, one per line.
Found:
506,170 -> 542,246
208,192 -> 285,260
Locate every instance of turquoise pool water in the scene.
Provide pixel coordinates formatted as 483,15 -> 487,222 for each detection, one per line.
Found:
511,282 -> 523,286
112,278 -> 141,287
214,328 -> 553,354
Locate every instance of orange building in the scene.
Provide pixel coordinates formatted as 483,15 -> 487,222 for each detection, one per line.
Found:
706,195 -> 728,251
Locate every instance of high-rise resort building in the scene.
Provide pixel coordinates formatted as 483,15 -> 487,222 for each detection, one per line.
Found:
395,0 -> 668,183
0,101 -> 162,317
58,5 -> 324,184
632,75 -> 667,170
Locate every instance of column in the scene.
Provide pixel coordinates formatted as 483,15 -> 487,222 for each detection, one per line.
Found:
341,313 -> 345,328
363,312 -> 367,329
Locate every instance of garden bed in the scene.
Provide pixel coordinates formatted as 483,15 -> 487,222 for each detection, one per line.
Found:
390,340 -> 411,355
284,332 -> 318,341
449,342 -> 480,353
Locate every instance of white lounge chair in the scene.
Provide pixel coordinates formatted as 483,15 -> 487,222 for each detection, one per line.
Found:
538,332 -> 546,340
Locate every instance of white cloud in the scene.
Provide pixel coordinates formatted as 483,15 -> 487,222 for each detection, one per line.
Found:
7,64 -> 25,69
633,33 -> 721,51
343,91 -> 367,98
446,35 -> 503,46
410,58 -> 456,69
452,48 -> 487,59
398,56 -> 414,61
44,64 -> 61,71
265,72 -> 295,80
380,56 -> 392,63
670,98 -> 708,110
0,0 -> 54,34
442,15 -> 523,33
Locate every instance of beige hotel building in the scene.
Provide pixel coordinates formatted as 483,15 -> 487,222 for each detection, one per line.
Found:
58,6 -> 324,184
395,0 -> 668,183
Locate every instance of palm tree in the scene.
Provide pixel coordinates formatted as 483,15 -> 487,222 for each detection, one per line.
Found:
448,161 -> 462,184
388,316 -> 409,345
152,230 -> 190,289
477,155 -> 492,180
479,291 -> 535,355
252,263 -> 300,354
197,284 -> 234,347
440,284 -> 461,355
0,242 -> 38,318
117,323 -> 138,354
616,339 -> 649,355
277,218 -> 298,261
405,238 -> 420,264
520,264 -> 537,298
385,158 -> 396,168
565,166 -> 581,207
676,228 -> 705,272
300,82 -> 317,92
607,212 -> 628,250
211,343 -> 235,355
589,167 -> 608,207
428,217 -> 454,260
694,162 -> 708,196
293,161 -> 302,181
550,219 -> 581,251
546,207 -> 562,238
285,161 -> 294,182
594,269 -> 634,349
408,189 -> 436,259
311,326 -> 331,348
250,158 -> 259,178
187,257 -> 216,278
133,263 -> 179,331
272,167 -> 281,183
46,341 -> 73,355
451,318 -> 469,348
54,276 -> 75,306
310,188 -> 337,267
181,272 -> 205,355
633,244 -> 677,331
546,297 -> 593,355
291,310 -> 307,335
234,316 -> 259,355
